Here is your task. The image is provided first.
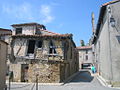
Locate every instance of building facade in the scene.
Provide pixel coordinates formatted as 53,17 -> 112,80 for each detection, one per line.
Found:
0,40 -> 8,90
0,28 -> 12,43
77,46 -> 93,69
9,23 -> 79,83
92,0 -> 120,86
0,28 -> 12,59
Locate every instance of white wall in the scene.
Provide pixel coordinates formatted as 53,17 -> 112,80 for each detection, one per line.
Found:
78,48 -> 93,69
12,26 -> 36,35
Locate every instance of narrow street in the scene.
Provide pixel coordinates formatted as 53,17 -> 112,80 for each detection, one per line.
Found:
7,70 -> 119,90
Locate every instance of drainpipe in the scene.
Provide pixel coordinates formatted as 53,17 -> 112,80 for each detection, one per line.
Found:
107,5 -> 113,83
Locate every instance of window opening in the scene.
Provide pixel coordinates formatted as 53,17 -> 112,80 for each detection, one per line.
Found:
16,28 -> 22,34
27,40 -> 36,54
49,40 -> 56,54
38,41 -> 43,48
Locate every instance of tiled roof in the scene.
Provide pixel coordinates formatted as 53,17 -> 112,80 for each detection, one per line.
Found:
0,28 -> 11,32
0,28 -> 12,36
11,22 -> 44,27
76,46 -> 92,50
102,0 -> 120,6
0,40 -> 8,45
12,34 -> 73,39
39,29 -> 60,35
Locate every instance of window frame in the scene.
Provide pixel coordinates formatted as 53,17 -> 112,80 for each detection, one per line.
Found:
16,28 -> 22,35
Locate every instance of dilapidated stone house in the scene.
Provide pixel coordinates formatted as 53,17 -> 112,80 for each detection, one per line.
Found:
92,0 -> 120,86
9,23 -> 79,83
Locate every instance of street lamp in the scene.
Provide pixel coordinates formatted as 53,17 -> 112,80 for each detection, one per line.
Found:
110,16 -> 115,27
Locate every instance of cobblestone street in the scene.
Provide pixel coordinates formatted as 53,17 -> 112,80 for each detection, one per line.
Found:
7,70 -> 119,90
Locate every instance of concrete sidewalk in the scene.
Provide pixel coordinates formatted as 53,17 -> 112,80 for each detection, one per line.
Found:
96,75 -> 120,89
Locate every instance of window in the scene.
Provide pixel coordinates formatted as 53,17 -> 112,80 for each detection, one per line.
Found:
70,47 -> 72,59
38,41 -> 43,48
49,40 -> 56,54
116,36 -> 120,44
86,50 -> 88,54
16,28 -> 22,34
27,40 -> 36,54
86,55 -> 88,60
62,42 -> 68,59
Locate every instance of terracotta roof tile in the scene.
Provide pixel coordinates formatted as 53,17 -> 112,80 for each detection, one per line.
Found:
0,28 -> 12,32
12,34 -> 73,39
39,29 -> 60,35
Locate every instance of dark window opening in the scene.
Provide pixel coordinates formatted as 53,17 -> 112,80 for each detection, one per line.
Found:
70,47 -> 72,59
49,40 -> 56,54
38,41 -> 43,48
63,42 -> 68,60
86,50 -> 88,54
86,55 -> 88,60
116,36 -> 120,43
16,28 -> 22,34
27,40 -> 36,54
21,64 -> 29,82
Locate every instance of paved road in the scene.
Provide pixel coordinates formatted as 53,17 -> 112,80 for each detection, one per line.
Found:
7,70 -> 119,90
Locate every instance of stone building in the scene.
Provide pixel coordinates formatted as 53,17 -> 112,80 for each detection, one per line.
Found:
77,46 -> 93,69
0,28 -> 12,58
92,0 -> 120,86
9,22 -> 79,83
0,40 -> 8,90
0,28 -> 12,43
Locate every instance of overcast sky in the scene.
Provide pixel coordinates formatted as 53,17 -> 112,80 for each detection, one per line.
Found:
0,0 -> 112,46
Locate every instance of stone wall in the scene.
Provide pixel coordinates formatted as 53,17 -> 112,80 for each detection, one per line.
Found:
28,63 -> 60,83
9,64 -> 21,82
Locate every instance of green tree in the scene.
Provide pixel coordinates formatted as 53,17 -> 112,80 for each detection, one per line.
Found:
80,40 -> 85,46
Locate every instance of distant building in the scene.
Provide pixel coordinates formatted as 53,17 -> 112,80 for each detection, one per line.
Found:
9,22 -> 79,83
77,46 -> 93,69
0,28 -> 12,43
92,0 -> 120,87
0,28 -> 12,58
0,40 -> 8,90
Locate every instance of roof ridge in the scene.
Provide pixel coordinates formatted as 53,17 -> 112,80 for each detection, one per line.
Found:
11,22 -> 43,27
102,0 -> 120,6
39,29 -> 61,35
0,40 -> 8,45
0,28 -> 11,31
12,34 -> 72,37
0,34 -> 12,36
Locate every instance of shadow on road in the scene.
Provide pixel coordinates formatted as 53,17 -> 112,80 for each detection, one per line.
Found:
70,70 -> 94,83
